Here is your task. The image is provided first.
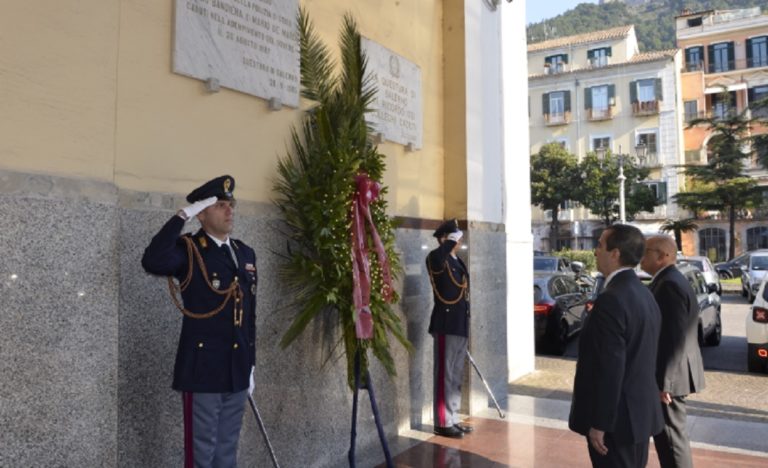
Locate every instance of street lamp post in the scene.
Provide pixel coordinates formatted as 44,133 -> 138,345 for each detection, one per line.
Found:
596,143 -> 649,225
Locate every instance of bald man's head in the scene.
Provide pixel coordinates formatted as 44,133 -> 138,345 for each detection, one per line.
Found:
640,235 -> 677,276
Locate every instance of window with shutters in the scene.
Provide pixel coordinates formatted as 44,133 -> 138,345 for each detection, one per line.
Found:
544,54 -> 568,74
586,84 -> 614,120
747,36 -> 768,68
708,42 -> 734,72
711,91 -> 736,120
684,100 -> 699,121
644,181 -> 667,203
636,130 -> 658,166
749,85 -> 768,118
543,91 -> 571,125
631,79 -> 662,115
591,136 -> 611,152
685,46 -> 704,72
587,47 -> 611,68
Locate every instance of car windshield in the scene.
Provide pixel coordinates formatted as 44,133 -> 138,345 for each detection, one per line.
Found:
686,260 -> 703,270
752,256 -> 768,270
534,258 -> 557,271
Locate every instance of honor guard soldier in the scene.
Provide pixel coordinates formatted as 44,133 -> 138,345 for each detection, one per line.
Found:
142,175 -> 257,468
426,219 -> 473,438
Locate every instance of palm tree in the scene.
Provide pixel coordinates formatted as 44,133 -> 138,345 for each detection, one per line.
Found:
660,218 -> 699,253
273,9 -> 410,389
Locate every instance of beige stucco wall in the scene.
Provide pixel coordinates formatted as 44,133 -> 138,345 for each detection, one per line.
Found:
0,0 -> 445,218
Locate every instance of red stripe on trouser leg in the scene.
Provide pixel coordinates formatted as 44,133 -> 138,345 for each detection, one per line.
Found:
183,392 -> 194,468
436,334 -> 446,427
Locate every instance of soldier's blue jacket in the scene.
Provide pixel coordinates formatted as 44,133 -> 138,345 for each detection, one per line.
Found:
426,239 -> 470,337
141,215 -> 257,393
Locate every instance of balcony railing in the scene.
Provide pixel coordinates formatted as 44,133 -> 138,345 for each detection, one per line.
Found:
683,57 -> 768,74
587,107 -> 613,121
544,111 -> 570,126
633,100 -> 660,116
589,57 -> 609,68
543,63 -> 568,75
638,153 -> 660,167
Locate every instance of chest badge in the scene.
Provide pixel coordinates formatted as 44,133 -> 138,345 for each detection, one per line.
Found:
212,272 -> 220,290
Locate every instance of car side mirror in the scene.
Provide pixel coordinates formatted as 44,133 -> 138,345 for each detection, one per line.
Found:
740,265 -> 748,272
571,261 -> 584,273
707,283 -> 718,294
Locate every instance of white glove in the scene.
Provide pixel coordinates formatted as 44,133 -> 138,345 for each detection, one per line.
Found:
180,196 -> 217,220
447,230 -> 463,242
247,366 -> 255,396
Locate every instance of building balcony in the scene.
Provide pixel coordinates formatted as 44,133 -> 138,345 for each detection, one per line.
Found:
638,153 -> 661,167
588,57 -> 610,69
587,107 -> 613,121
633,100 -> 660,116
543,63 -> 569,75
544,111 -> 571,126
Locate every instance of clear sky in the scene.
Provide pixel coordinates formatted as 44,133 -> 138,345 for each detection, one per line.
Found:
526,0 -> 600,25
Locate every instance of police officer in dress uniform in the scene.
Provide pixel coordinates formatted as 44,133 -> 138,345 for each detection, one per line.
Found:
426,219 -> 473,438
141,175 -> 257,468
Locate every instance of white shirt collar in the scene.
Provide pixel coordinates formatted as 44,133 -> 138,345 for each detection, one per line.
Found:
604,267 -> 634,288
205,232 -> 231,249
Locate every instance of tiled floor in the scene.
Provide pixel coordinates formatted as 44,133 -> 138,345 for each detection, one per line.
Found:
380,417 -> 768,467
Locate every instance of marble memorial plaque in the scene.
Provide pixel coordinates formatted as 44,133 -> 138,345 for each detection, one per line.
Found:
362,37 -> 423,149
173,0 -> 299,107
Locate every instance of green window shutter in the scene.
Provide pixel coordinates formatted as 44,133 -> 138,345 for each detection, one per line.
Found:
564,91 -> 571,112
587,49 -> 595,60
655,78 -> 663,101
608,84 -> 616,105
563,54 -> 569,64
727,42 -> 735,66
746,38 -> 753,66
584,87 -> 592,109
707,44 -> 715,71
543,93 -> 549,115
748,87 -> 754,102
659,182 -> 667,203
606,46 -> 612,57
629,81 -> 637,103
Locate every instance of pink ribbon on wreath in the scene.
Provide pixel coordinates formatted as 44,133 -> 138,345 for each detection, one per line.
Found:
350,173 -> 395,339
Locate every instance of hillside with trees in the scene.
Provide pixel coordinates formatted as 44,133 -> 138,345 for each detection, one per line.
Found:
527,0 -> 766,51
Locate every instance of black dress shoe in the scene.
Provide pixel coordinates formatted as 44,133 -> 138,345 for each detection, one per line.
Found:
454,423 -> 473,433
434,426 -> 464,438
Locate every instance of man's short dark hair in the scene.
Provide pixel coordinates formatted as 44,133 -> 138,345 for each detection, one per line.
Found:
604,224 -> 646,267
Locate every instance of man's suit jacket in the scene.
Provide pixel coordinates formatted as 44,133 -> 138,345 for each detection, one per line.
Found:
650,265 -> 706,396
569,269 -> 664,444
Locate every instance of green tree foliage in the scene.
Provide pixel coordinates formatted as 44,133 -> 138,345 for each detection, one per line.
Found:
575,150 -> 659,227
530,143 -> 580,249
273,9 -> 411,389
674,90 -> 767,259
527,0 -> 767,51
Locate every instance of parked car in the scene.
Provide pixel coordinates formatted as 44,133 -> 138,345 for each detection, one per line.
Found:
677,255 -> 722,295
533,255 -> 571,274
741,252 -> 768,303
746,279 -> 768,373
533,272 -> 589,355
715,249 -> 768,279
678,263 -> 722,346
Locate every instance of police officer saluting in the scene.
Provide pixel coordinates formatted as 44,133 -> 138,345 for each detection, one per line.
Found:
427,219 -> 473,438
142,175 -> 257,468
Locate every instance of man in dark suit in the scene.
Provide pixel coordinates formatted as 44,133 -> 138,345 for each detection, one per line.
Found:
640,235 -> 705,468
142,175 -> 258,468
426,219 -> 472,438
569,224 -> 663,467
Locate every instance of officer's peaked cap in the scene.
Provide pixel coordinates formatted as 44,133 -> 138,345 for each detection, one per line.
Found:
186,175 -> 236,203
433,219 -> 459,238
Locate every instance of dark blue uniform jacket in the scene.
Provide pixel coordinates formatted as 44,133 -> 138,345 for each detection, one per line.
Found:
426,240 -> 470,337
142,215 -> 257,393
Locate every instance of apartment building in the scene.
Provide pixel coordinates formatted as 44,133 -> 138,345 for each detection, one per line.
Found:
677,7 -> 768,260
528,25 -> 685,251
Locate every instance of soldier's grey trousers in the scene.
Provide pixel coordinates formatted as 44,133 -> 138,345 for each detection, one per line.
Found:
182,390 -> 248,468
432,333 -> 468,428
